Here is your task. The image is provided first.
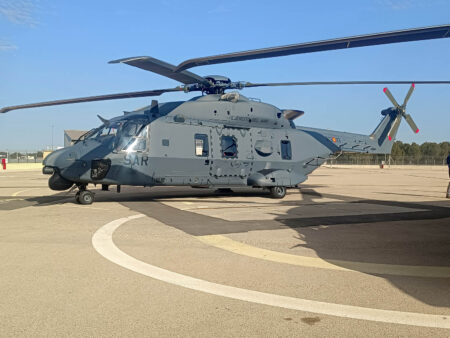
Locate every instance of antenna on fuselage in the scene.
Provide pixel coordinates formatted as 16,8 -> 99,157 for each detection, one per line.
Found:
148,100 -> 159,116
97,114 -> 110,126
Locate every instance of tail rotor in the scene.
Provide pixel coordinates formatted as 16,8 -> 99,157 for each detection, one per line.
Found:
383,83 -> 419,141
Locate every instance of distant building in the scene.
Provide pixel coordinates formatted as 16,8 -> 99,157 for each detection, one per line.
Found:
64,130 -> 88,147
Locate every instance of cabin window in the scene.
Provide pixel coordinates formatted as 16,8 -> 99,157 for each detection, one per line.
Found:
194,134 -> 209,157
281,140 -> 292,160
221,135 -> 237,158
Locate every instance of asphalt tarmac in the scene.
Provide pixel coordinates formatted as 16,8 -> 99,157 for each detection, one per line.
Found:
0,166 -> 449,337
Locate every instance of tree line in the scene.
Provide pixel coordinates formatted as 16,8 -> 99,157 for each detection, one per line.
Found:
391,141 -> 448,159
330,141 -> 448,165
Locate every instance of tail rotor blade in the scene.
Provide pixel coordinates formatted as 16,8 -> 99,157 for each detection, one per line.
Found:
383,87 -> 400,108
388,116 -> 401,141
402,83 -> 415,107
404,113 -> 419,133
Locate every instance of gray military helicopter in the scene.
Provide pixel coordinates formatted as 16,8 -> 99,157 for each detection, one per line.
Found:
2,25 -> 450,204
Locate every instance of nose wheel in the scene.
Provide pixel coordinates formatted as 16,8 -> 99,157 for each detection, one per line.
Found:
269,186 -> 287,199
75,189 -> 95,205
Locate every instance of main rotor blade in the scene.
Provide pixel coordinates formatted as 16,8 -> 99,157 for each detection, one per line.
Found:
404,113 -> 419,133
402,83 -> 415,107
175,24 -> 450,71
383,87 -> 400,108
109,56 -> 210,86
0,87 -> 183,113
243,81 -> 450,88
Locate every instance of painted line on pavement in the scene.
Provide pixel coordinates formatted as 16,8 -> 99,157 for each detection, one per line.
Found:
62,203 -> 112,211
0,198 -> 23,204
12,188 -> 37,196
197,235 -> 450,278
92,214 -> 450,329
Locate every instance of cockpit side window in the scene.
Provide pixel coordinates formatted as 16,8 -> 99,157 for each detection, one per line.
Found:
114,120 -> 149,153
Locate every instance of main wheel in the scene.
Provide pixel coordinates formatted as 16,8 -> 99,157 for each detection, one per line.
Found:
78,190 -> 94,205
269,186 -> 286,199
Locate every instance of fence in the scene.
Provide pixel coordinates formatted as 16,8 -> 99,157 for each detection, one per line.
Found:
0,152 -> 44,164
326,154 -> 447,166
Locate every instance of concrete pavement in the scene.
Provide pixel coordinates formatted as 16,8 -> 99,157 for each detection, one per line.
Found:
0,167 -> 449,336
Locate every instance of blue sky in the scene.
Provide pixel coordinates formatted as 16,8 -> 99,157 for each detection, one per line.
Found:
0,0 -> 449,151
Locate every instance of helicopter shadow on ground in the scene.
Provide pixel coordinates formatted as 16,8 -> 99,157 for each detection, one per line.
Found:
93,185 -> 450,308
0,194 -> 74,211
275,188 -> 450,308
0,186 -> 289,211
110,185 -> 450,307
2,186 -> 449,307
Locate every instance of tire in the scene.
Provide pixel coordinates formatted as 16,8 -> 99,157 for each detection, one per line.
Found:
78,190 -> 94,205
269,186 -> 286,199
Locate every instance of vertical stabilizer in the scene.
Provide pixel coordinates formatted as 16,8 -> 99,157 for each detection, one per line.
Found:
370,84 -> 419,153
369,108 -> 400,153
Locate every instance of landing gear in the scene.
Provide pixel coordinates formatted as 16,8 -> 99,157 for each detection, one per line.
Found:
269,186 -> 286,199
76,190 -> 94,205
75,185 -> 95,205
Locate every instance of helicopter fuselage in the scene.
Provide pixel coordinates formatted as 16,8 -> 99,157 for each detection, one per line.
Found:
43,93 -> 399,203
44,94 -> 333,190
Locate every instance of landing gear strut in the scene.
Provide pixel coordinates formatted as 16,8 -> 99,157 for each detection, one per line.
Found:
75,185 -> 95,205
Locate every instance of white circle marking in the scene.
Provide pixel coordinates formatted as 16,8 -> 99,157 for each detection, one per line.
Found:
92,214 -> 449,329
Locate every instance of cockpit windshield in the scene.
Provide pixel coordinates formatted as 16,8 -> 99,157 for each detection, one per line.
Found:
79,118 -> 149,153
83,123 -> 120,140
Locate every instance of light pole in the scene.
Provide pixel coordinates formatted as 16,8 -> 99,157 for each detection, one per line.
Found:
51,125 -> 54,151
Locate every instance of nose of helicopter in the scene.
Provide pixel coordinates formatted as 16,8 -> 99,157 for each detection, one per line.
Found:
42,147 -> 84,190
43,147 -> 80,172
42,143 -> 113,190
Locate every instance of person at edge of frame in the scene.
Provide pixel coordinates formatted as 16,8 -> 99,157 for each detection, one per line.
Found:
447,154 -> 450,198
447,154 -> 450,178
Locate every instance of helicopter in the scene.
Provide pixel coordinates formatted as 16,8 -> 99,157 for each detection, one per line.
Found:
1,24 -> 450,205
